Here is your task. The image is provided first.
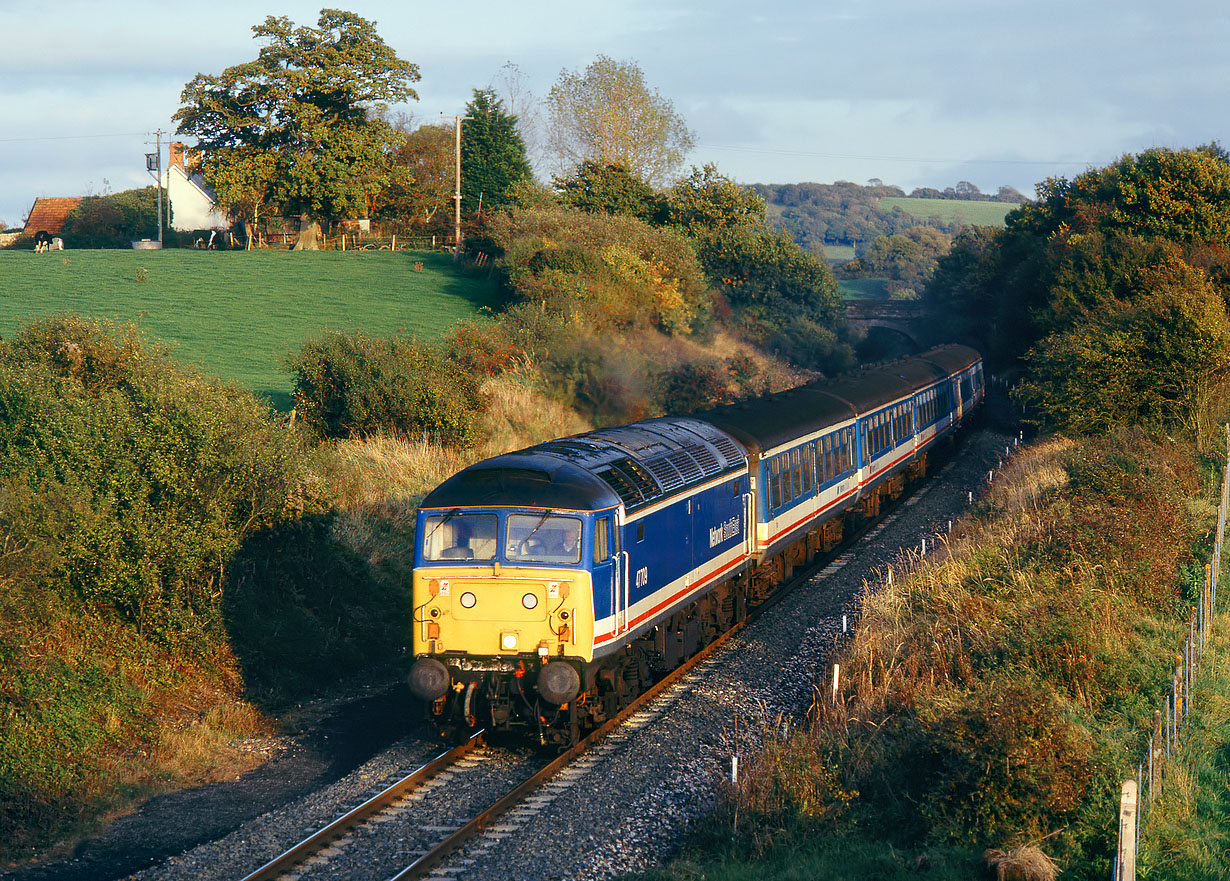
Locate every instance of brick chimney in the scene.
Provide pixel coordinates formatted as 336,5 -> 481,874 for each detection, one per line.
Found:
169,142 -> 186,171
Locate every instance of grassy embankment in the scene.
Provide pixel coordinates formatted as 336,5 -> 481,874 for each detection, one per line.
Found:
634,428 -> 1221,880
880,196 -> 1017,227
0,249 -> 501,408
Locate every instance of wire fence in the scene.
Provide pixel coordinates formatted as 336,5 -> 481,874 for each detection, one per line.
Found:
1112,424 -> 1229,880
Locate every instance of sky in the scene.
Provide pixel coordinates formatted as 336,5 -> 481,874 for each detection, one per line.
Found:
2,0 -> 1228,228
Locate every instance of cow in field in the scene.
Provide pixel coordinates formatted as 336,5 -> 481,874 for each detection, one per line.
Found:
33,232 -> 64,252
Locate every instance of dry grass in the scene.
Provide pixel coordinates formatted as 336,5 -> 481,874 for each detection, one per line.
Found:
682,329 -> 810,393
317,370 -> 591,513
983,845 -> 1060,881
312,371 -> 592,580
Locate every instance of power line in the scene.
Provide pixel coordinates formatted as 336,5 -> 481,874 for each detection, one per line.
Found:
697,142 -> 1097,167
0,131 -> 151,144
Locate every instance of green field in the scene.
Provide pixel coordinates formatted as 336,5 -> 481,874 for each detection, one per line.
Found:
839,278 -> 890,299
822,243 -> 857,263
880,196 -> 1016,226
0,249 -> 500,409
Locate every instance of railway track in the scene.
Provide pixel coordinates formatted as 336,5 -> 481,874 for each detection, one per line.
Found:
235,584 -> 756,881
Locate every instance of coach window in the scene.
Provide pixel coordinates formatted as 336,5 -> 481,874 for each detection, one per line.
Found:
801,446 -> 814,493
636,521 -> 645,542
769,457 -> 782,510
790,449 -> 802,497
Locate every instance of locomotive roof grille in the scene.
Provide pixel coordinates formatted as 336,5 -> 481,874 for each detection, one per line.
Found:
709,435 -> 744,466
596,464 -> 643,508
642,456 -> 685,492
686,443 -> 719,474
595,457 -> 661,510
665,449 -> 705,484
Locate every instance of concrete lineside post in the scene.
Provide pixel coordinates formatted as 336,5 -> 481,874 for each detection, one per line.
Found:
1118,780 -> 1138,881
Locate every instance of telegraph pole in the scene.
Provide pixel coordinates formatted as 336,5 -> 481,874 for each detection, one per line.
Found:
145,129 -> 164,246
451,114 -> 472,262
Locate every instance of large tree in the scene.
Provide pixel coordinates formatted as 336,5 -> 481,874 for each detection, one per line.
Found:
926,145 -> 1230,439
461,89 -> 532,216
174,8 -> 419,248
376,118 -> 453,232
665,163 -> 766,236
545,56 -> 694,187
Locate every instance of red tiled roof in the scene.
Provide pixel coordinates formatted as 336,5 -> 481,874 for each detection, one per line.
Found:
23,197 -> 84,236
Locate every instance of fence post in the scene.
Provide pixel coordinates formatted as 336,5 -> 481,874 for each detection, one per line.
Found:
1118,780 -> 1138,881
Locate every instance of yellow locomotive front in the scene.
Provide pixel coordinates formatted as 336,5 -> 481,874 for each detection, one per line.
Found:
407,463 -> 621,742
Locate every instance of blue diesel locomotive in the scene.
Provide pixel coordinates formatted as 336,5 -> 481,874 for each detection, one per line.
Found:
408,345 -> 984,743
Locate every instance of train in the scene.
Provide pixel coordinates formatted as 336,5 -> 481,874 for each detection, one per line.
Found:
408,344 -> 985,744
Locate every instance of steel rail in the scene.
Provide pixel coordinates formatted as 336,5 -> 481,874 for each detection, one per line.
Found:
237,730 -> 486,881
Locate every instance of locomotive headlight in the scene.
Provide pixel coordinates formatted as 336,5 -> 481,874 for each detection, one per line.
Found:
500,632 -> 518,651
521,592 -> 538,610
460,592 -> 477,608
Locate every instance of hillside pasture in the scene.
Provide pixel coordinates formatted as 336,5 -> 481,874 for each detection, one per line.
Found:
0,249 -> 500,408
881,196 -> 1015,226
839,278 -> 891,299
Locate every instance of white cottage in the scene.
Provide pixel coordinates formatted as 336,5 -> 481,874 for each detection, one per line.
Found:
163,143 -> 228,232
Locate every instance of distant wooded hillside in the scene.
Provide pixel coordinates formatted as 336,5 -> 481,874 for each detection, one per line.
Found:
753,180 -> 1025,258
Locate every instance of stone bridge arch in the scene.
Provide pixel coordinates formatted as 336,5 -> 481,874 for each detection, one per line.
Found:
844,300 -> 941,351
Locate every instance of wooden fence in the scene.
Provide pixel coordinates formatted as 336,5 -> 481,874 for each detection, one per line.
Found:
1112,425 -> 1229,880
232,230 -> 455,251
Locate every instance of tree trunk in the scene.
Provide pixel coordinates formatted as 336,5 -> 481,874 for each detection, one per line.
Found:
293,213 -> 321,250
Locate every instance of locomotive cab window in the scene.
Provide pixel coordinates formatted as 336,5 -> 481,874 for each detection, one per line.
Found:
593,515 -> 616,564
506,513 -> 583,564
423,512 -> 498,561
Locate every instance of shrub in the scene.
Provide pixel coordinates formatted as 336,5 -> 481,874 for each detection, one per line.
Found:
656,359 -> 730,414
60,187 -> 168,248
444,317 -> 520,377
287,330 -> 486,447
0,315 -> 307,649
487,204 -> 711,335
